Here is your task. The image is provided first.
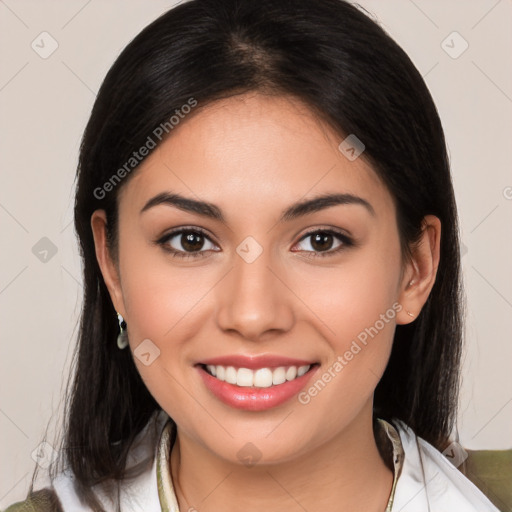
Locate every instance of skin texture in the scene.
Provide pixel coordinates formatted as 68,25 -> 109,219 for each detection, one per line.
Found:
91,92 -> 441,512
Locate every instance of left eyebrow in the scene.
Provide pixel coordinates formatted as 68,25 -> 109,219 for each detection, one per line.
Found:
140,191 -> 375,221
280,192 -> 375,221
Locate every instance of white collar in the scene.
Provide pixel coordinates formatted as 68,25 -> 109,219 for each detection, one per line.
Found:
52,410 -> 168,511
391,419 -> 500,511
52,410 -> 499,511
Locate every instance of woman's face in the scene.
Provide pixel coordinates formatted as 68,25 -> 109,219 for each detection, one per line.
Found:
94,93 -> 419,464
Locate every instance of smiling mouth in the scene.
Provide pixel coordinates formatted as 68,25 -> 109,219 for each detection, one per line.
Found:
199,363 -> 318,388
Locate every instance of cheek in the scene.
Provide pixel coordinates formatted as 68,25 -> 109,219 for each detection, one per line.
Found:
117,226 -> 209,337
117,241 -> 216,421
295,245 -> 402,348
116,238 -> 220,404
295,297 -> 397,431
291,239 -> 402,406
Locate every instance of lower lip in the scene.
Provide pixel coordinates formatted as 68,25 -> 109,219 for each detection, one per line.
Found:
197,365 -> 318,411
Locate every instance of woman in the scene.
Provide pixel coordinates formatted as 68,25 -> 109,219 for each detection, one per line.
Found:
4,0 -> 501,510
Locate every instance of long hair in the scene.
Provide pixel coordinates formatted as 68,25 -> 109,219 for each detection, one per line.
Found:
27,0 -> 463,510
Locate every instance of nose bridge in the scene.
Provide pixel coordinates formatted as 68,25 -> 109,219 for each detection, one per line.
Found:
215,236 -> 294,339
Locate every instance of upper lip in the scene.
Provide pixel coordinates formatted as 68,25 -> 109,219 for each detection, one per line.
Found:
198,354 -> 317,370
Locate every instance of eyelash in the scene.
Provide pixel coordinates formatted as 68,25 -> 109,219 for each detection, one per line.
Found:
156,226 -> 354,260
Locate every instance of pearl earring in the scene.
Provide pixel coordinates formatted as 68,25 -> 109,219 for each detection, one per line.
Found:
117,312 -> 129,350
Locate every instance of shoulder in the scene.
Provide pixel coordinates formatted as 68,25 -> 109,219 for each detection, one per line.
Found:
391,419 -> 501,512
3,410 -> 170,512
2,488 -> 63,512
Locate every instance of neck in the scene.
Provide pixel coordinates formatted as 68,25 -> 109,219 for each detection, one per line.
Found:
169,404 -> 394,512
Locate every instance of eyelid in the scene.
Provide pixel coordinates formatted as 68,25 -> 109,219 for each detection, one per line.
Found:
295,225 -> 353,242
157,225 -> 218,244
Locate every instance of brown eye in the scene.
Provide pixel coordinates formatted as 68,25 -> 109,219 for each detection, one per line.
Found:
310,232 -> 335,252
293,229 -> 353,257
158,227 -> 219,259
180,231 -> 206,252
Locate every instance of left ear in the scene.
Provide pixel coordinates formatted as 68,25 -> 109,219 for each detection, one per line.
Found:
396,214 -> 441,325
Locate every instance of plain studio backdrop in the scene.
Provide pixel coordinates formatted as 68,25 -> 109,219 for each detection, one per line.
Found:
0,0 -> 511,507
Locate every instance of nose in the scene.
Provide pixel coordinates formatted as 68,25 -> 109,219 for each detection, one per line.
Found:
215,247 -> 295,342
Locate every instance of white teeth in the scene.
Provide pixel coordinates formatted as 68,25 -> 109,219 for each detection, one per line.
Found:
225,366 -> 237,384
216,365 -> 225,381
254,368 -> 273,388
297,365 -> 309,377
272,367 -> 286,385
205,364 -> 312,387
286,366 -> 297,381
237,368 -> 253,387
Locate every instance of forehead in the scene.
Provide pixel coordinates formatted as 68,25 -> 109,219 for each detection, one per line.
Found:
119,93 -> 392,220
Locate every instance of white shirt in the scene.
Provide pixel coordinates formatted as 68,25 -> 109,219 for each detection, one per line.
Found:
50,409 -> 500,511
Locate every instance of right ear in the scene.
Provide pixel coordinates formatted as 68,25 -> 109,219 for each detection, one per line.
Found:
90,209 -> 126,318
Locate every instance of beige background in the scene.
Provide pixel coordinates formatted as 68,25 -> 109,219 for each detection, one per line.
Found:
1,0 -> 511,507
